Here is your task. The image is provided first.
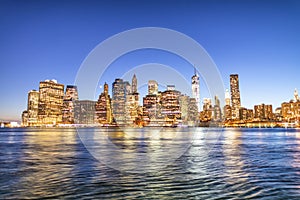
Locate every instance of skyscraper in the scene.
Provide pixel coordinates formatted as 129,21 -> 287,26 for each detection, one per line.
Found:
148,80 -> 158,95
112,78 -> 130,125
74,100 -> 96,124
38,79 -> 64,125
192,68 -> 200,111
27,90 -> 39,126
230,74 -> 241,120
62,85 -> 78,124
161,85 -> 181,124
132,74 -> 137,93
95,82 -> 113,124
125,75 -> 140,125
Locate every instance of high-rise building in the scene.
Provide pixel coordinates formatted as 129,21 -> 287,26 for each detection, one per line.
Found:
254,104 -> 273,121
62,85 -> 78,124
38,79 -> 64,125
161,86 -> 181,123
213,96 -> 222,121
125,75 -> 140,125
230,74 -> 241,120
200,98 -> 213,122
21,110 -> 28,127
192,68 -> 200,111
95,83 -> 113,124
188,98 -> 199,124
27,90 -> 39,126
112,78 -> 130,125
132,74 -> 137,93
74,100 -> 96,124
148,80 -> 158,95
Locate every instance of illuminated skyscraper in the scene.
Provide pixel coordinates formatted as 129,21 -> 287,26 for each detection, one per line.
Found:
148,80 -> 158,95
112,78 -> 130,125
27,90 -> 39,126
161,86 -> 181,124
230,74 -> 241,120
62,85 -> 78,124
192,68 -> 200,111
125,75 -> 140,125
95,83 -> 112,124
38,79 -> 64,125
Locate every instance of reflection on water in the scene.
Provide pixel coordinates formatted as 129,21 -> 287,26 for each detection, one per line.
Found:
0,128 -> 300,199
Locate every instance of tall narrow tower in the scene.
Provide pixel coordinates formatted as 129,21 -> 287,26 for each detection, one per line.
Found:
230,74 -> 241,120
192,67 -> 200,111
132,74 -> 137,93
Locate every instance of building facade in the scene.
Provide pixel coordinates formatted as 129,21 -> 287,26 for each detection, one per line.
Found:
192,68 -> 200,111
95,83 -> 113,124
230,74 -> 241,120
38,80 -> 64,125
62,85 -> 78,124
27,90 -> 39,126
74,100 -> 96,124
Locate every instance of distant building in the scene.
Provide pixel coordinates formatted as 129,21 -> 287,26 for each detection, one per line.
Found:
27,90 -> 39,126
200,98 -> 213,122
38,79 -> 64,125
112,78 -> 131,125
22,110 -> 28,127
192,68 -> 200,111
62,85 -> 78,124
148,80 -> 158,95
230,74 -> 241,120
95,83 -> 113,124
74,100 -> 96,124
161,86 -> 181,123
254,104 -> 274,121
125,75 -> 140,125
213,96 -> 222,121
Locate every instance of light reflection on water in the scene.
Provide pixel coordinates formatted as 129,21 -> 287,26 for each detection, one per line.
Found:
0,128 -> 300,199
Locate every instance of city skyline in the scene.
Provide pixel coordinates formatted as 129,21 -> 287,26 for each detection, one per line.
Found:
17,73 -> 300,128
1,0 -> 300,120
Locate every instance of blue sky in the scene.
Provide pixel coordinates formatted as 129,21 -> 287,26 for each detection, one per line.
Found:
0,0 -> 299,120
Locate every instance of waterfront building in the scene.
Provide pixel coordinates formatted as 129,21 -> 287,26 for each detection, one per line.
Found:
254,104 -> 274,121
62,85 -> 78,124
27,90 -> 39,126
239,107 -> 248,121
230,74 -> 241,120
192,68 -> 200,111
188,98 -> 199,124
38,79 -> 64,125
179,95 -> 189,123
21,110 -> 28,127
223,105 -> 232,121
200,98 -> 213,122
213,96 -> 222,121
74,100 -> 96,124
161,85 -> 181,123
148,80 -> 158,95
95,83 -> 113,124
112,78 -> 131,125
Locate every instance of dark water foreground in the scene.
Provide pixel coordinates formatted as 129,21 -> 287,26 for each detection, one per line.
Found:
0,127 -> 300,199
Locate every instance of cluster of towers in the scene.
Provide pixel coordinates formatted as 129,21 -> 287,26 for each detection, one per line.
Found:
21,71 -> 300,127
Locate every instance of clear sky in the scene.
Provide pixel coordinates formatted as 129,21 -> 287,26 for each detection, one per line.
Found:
0,0 -> 299,121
